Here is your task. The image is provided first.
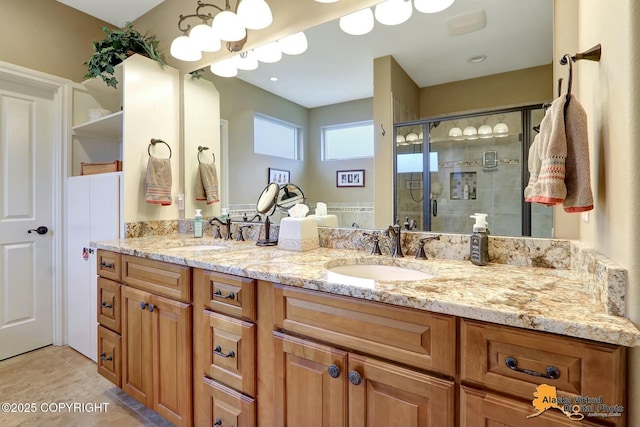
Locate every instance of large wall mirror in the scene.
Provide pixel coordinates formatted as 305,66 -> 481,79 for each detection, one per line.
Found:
185,0 -> 554,236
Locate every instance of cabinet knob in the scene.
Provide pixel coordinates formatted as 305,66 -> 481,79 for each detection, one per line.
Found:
505,356 -> 560,380
100,352 -> 113,361
214,345 -> 236,358
327,364 -> 341,378
100,261 -> 114,269
213,289 -> 236,300
140,302 -> 148,310
148,304 -> 155,312
214,420 -> 222,427
348,370 -> 362,385
100,301 -> 113,309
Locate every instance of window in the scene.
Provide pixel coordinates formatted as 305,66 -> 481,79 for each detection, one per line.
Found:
253,114 -> 300,160
322,121 -> 374,160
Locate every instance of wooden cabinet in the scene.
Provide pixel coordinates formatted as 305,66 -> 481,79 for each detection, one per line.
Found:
273,332 -> 455,427
120,260 -> 193,427
96,251 -> 122,386
193,269 -> 258,427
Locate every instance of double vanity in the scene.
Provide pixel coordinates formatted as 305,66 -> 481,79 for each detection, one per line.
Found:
92,230 -> 639,427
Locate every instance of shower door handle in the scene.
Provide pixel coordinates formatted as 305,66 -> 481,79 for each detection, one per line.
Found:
432,199 -> 437,217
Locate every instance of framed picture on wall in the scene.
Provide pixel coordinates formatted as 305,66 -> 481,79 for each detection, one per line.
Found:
336,169 -> 365,187
268,167 -> 290,185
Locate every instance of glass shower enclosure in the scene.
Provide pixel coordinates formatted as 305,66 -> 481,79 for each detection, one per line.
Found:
394,105 -> 552,237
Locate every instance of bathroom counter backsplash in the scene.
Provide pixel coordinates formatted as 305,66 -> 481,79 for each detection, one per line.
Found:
93,231 -> 639,347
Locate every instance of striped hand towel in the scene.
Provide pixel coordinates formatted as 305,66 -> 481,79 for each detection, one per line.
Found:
145,156 -> 172,205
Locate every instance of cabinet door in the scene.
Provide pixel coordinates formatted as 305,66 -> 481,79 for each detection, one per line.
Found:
121,285 -> 153,407
97,325 -> 121,387
348,353 -> 455,427
197,377 -> 256,427
274,332 -> 348,427
151,293 -> 193,427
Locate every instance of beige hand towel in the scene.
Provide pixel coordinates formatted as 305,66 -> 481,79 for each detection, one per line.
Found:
529,95 -> 567,205
562,94 -> 594,212
145,156 -> 172,205
523,133 -> 541,202
195,161 -> 220,204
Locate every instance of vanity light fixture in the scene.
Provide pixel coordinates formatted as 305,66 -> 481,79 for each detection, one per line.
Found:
171,0 -> 273,61
414,0 -> 455,13
278,32 -> 308,55
210,57 -> 238,77
478,124 -> 493,138
493,121 -> 509,137
340,8 -> 375,35
254,41 -> 282,63
463,126 -> 478,140
449,125 -> 463,140
234,50 -> 259,70
375,0 -> 413,26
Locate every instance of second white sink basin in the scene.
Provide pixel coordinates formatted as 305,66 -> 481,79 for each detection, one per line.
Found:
327,264 -> 434,282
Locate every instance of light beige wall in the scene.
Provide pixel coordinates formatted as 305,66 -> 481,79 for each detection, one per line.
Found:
391,57 -> 421,123
373,56 -> 395,227
206,75 -> 309,206
0,0 -> 107,82
308,98 -> 374,204
563,0 -> 640,423
419,64 -> 552,118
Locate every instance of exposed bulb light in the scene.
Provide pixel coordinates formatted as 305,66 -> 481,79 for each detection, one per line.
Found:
212,10 -> 246,41
237,0 -> 273,30
210,57 -> 238,77
254,41 -> 282,63
478,124 -> 493,138
449,126 -> 463,140
234,50 -> 259,70
189,23 -> 221,52
278,32 -> 308,55
170,35 -> 202,62
375,0 -> 413,26
463,126 -> 478,140
339,8 -> 374,35
493,122 -> 509,137
414,0 -> 455,14
406,132 -> 419,143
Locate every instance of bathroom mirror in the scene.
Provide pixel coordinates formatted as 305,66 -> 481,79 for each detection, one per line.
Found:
276,183 -> 306,212
255,182 -> 280,246
192,0 -> 553,236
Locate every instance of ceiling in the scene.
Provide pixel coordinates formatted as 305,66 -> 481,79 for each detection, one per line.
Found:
58,0 -> 553,109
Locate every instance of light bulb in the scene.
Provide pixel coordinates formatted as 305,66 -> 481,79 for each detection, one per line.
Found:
237,0 -> 273,30
212,10 -> 246,41
254,41 -> 282,63
210,57 -> 238,77
374,0 -> 413,26
463,126 -> 478,140
234,50 -> 259,70
170,35 -> 202,62
339,8 -> 374,35
449,126 -> 463,140
279,32 -> 308,55
189,23 -> 221,52
414,0 -> 455,14
493,122 -> 509,137
478,124 -> 493,138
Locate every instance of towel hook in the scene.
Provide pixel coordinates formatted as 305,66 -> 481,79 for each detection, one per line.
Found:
197,145 -> 215,163
558,44 -> 602,97
148,138 -> 172,159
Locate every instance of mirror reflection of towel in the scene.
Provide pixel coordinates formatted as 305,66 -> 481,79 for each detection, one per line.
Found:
145,156 -> 172,205
196,161 -> 219,204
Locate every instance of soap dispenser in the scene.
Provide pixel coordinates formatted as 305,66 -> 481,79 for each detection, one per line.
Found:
469,213 -> 489,266
194,209 -> 203,238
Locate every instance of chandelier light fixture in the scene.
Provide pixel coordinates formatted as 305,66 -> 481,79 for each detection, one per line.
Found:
337,0 -> 455,36
171,0 -> 273,62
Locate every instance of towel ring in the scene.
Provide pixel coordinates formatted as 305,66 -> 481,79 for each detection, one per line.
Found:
148,138 -> 172,159
197,145 -> 215,164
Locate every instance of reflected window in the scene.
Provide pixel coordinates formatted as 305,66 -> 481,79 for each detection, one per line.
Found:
254,114 -> 301,159
322,121 -> 374,160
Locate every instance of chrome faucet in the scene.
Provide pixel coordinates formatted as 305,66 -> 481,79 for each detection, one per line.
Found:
209,217 -> 232,240
385,220 -> 404,257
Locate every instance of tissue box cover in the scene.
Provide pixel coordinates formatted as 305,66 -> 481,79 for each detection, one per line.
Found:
278,217 -> 319,252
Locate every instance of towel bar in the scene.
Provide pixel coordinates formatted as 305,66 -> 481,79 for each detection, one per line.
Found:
148,138 -> 172,159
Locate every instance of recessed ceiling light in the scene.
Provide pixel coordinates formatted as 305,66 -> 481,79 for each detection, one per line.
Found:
270,77 -> 278,81
468,55 -> 487,63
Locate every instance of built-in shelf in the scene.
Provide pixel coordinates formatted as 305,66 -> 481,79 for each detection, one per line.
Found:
72,111 -> 123,140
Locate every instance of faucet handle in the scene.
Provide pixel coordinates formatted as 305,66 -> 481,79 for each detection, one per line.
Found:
212,225 -> 222,239
237,225 -> 251,241
415,235 -> 440,259
364,232 -> 383,256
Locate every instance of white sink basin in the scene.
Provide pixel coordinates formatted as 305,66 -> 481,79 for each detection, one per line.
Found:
165,244 -> 228,251
327,264 -> 435,287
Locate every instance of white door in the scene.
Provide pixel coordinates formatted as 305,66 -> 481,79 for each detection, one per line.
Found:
0,77 -> 55,360
67,173 -> 120,361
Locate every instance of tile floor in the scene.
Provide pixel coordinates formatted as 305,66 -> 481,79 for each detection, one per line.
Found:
0,345 -> 174,427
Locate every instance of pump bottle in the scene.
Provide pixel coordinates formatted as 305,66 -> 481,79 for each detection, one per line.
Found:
194,209 -> 203,238
469,213 -> 489,266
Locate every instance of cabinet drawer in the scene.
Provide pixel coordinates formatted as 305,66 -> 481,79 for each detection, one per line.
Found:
460,319 -> 626,425
273,285 -> 456,376
195,270 -> 256,321
200,310 -> 256,396
97,277 -> 121,333
460,385 -> 603,427
97,325 -> 121,387
122,255 -> 191,303
195,377 -> 256,427
97,250 -> 121,281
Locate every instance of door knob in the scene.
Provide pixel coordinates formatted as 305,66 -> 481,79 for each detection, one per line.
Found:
27,226 -> 48,235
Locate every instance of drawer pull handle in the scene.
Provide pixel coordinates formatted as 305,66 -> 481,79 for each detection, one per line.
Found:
213,290 -> 236,300
348,370 -> 362,385
100,261 -> 114,269
328,364 -> 341,378
505,356 -> 560,380
214,345 -> 235,358
100,352 -> 112,361
214,419 -> 234,427
140,302 -> 148,310
100,301 -> 113,309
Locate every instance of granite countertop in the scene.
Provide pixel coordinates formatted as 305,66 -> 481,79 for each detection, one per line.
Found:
92,234 -> 640,347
